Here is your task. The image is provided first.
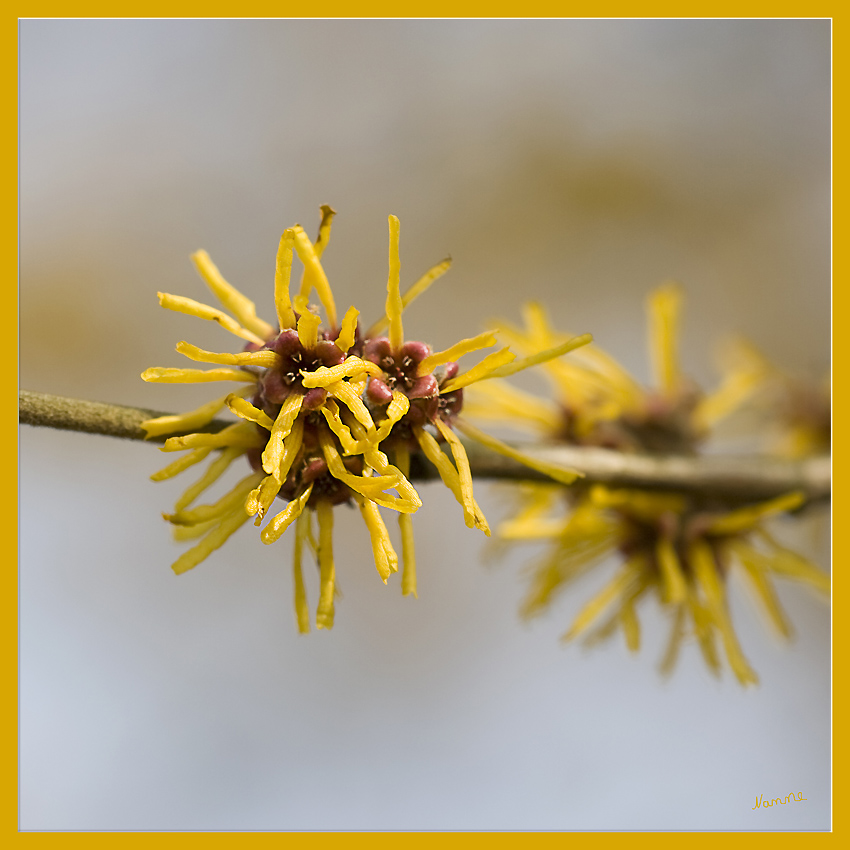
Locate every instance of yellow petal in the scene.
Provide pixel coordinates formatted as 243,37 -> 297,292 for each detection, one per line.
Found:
561,560 -> 642,642
656,537 -> 687,605
314,204 -> 337,258
169,472 -> 264,574
417,331 -> 497,376
141,367 -> 257,384
296,310 -> 321,351
299,357 -> 383,388
731,541 -> 793,638
395,447 -> 418,598
439,347 -> 516,394
156,292 -> 266,345
161,423 -> 261,453
141,392 -> 232,439
150,447 -> 213,481
176,340 -> 280,369
434,418 -> 489,535
261,484 -> 313,544
336,306 -> 360,354
174,445 -> 244,513
225,394 -> 275,431
190,250 -> 274,340
292,511 -> 311,633
359,498 -> 398,583
315,500 -> 336,630
487,334 -> 593,379
274,229 -> 297,330
292,226 -> 337,329
261,393 -> 304,478
647,282 -> 683,397
706,491 -> 805,536
386,214 -> 404,351
454,418 -> 582,486
246,473 -> 284,524
366,256 -> 452,338
658,604 -> 687,677
690,539 -> 759,686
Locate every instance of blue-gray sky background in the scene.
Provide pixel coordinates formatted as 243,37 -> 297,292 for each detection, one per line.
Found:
20,19 -> 830,830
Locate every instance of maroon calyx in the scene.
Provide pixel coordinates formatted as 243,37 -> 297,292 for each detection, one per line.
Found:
259,329 -> 346,407
361,336 -> 464,449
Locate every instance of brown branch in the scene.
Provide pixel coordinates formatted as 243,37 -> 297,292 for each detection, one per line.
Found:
19,390 -> 830,504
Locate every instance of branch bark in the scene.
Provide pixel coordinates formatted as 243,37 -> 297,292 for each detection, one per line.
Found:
19,390 -> 830,505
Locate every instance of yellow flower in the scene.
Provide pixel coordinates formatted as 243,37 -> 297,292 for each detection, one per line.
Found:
465,283 -> 770,453
468,284 -> 829,682
142,207 -> 591,631
507,485 -> 829,685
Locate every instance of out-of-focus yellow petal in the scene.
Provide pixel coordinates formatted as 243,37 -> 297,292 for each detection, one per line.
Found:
690,539 -> 759,686
731,541 -> 793,638
561,560 -> 642,643
706,491 -> 805,536
752,531 -> 831,595
658,604 -> 687,677
656,537 -> 687,605
647,282 -> 682,398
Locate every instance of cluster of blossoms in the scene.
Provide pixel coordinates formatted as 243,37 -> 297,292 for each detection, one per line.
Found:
142,208 -> 588,631
465,287 -> 830,684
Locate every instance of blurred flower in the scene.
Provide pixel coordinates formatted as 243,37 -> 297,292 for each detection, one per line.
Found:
142,207 -> 590,630
505,485 -> 829,685
764,369 -> 831,459
468,284 -> 829,682
466,283 -> 769,454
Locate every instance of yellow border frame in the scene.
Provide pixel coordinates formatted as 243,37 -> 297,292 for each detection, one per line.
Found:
10,8 -> 836,843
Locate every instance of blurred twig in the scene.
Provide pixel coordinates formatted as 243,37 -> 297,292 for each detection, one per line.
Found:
19,390 -> 830,504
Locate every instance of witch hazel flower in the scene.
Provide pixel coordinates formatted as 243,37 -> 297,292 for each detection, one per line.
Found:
141,207 -> 591,631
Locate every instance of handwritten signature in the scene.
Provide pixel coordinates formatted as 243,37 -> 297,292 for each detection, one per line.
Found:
753,792 -> 807,809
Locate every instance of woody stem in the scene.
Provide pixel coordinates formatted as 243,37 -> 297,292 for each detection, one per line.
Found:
19,390 -> 830,505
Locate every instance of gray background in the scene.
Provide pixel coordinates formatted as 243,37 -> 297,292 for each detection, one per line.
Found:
20,19 -> 830,830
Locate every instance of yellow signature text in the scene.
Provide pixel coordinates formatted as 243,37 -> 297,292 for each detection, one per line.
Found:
752,792 -> 807,809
